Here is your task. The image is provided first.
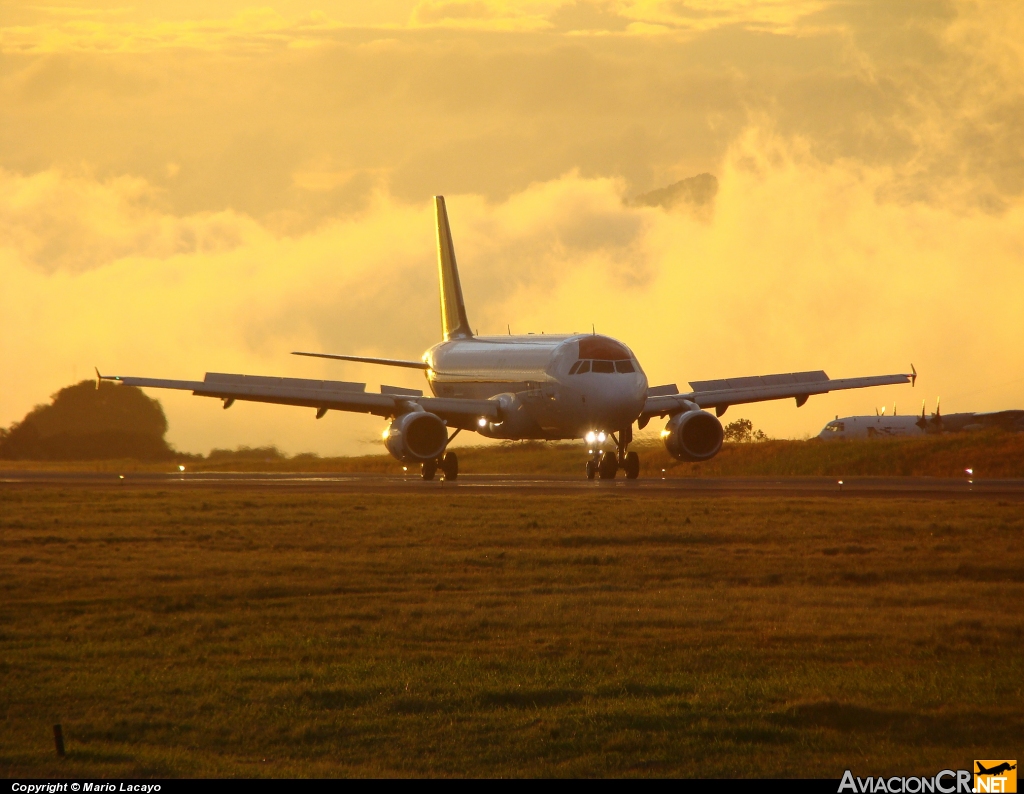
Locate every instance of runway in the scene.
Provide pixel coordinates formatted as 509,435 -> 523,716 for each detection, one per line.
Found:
3,471 -> 1022,499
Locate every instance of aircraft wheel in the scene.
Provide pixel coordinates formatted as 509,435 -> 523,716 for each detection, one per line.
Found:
441,451 -> 459,481
623,451 -> 640,480
598,450 -> 618,479
586,460 -> 597,480
421,459 -> 437,481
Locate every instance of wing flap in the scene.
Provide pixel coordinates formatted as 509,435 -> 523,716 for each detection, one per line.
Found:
688,370 -> 828,392
381,384 -> 424,397
204,372 -> 366,392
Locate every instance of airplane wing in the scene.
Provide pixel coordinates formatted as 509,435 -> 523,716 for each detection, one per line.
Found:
640,368 -> 915,424
98,371 -> 500,430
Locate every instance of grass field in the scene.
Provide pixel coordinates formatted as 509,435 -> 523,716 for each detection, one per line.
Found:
3,430 -> 1024,478
1,487 -> 1022,777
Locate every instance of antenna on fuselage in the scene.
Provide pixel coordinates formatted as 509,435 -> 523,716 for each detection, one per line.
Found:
592,323 -> 595,335
434,196 -> 473,341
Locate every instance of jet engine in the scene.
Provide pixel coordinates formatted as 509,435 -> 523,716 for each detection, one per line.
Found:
662,409 -> 724,462
384,411 -> 448,463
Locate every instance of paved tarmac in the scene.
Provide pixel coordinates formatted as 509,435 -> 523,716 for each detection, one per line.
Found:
2,471 -> 1022,499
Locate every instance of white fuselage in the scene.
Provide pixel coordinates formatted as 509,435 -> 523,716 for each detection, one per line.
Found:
818,415 -> 924,440
423,334 -> 649,439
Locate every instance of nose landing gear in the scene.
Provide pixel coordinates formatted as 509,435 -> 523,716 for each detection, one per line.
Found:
598,450 -> 618,479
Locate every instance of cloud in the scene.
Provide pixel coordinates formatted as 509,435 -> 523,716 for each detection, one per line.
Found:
2,130 -> 1023,456
0,8 -> 339,54
410,0 -> 562,31
0,167 -> 253,274
0,1 -> 838,51
2,1 -> 1023,456
4,1 -> 1021,222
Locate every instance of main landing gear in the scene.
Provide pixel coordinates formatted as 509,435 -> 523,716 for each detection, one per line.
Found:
422,451 -> 458,481
585,427 -> 640,480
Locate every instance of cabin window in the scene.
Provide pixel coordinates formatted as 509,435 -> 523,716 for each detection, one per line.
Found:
592,361 -> 615,374
577,361 -> 590,373
568,361 -> 581,375
615,360 -> 635,373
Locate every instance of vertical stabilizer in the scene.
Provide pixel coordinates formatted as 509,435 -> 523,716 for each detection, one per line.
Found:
434,196 -> 473,340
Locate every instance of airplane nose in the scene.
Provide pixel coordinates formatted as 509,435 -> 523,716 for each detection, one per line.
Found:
594,375 -> 647,427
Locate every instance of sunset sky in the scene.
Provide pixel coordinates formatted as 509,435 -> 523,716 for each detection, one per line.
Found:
2,0 -> 1023,456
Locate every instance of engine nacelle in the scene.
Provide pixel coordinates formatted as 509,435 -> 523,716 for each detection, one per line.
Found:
384,410 -> 448,463
477,393 -> 542,439
662,409 -> 724,462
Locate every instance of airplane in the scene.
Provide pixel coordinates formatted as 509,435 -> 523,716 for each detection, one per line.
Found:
99,196 -> 915,480
818,399 -> 1024,439
977,762 -> 1016,776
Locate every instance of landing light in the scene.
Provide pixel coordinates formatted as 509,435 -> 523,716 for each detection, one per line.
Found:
178,465 -> 185,472
477,417 -> 487,428
382,428 -> 390,440
585,431 -> 596,444
597,432 -> 606,443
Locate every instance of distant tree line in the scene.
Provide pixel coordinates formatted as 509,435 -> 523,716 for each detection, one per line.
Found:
207,446 -> 287,462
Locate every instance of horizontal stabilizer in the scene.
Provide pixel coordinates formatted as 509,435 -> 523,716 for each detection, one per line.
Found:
292,351 -> 430,370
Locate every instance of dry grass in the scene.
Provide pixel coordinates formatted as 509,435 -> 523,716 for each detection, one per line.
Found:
3,431 -> 1024,478
1,487 -> 1022,777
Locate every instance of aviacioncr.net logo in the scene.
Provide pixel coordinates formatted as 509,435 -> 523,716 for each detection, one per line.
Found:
839,769 -> 973,793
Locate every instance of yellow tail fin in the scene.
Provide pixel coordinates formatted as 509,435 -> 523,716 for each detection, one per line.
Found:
434,196 -> 473,340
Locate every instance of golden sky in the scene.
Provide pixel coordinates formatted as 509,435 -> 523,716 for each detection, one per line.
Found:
2,0 -> 1023,455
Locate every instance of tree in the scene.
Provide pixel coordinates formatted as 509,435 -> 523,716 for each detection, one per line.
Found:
0,380 -> 175,460
723,418 -> 770,443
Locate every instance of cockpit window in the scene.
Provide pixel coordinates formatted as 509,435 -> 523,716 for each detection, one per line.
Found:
825,422 -> 845,432
578,336 -> 631,361
571,358 -> 636,374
